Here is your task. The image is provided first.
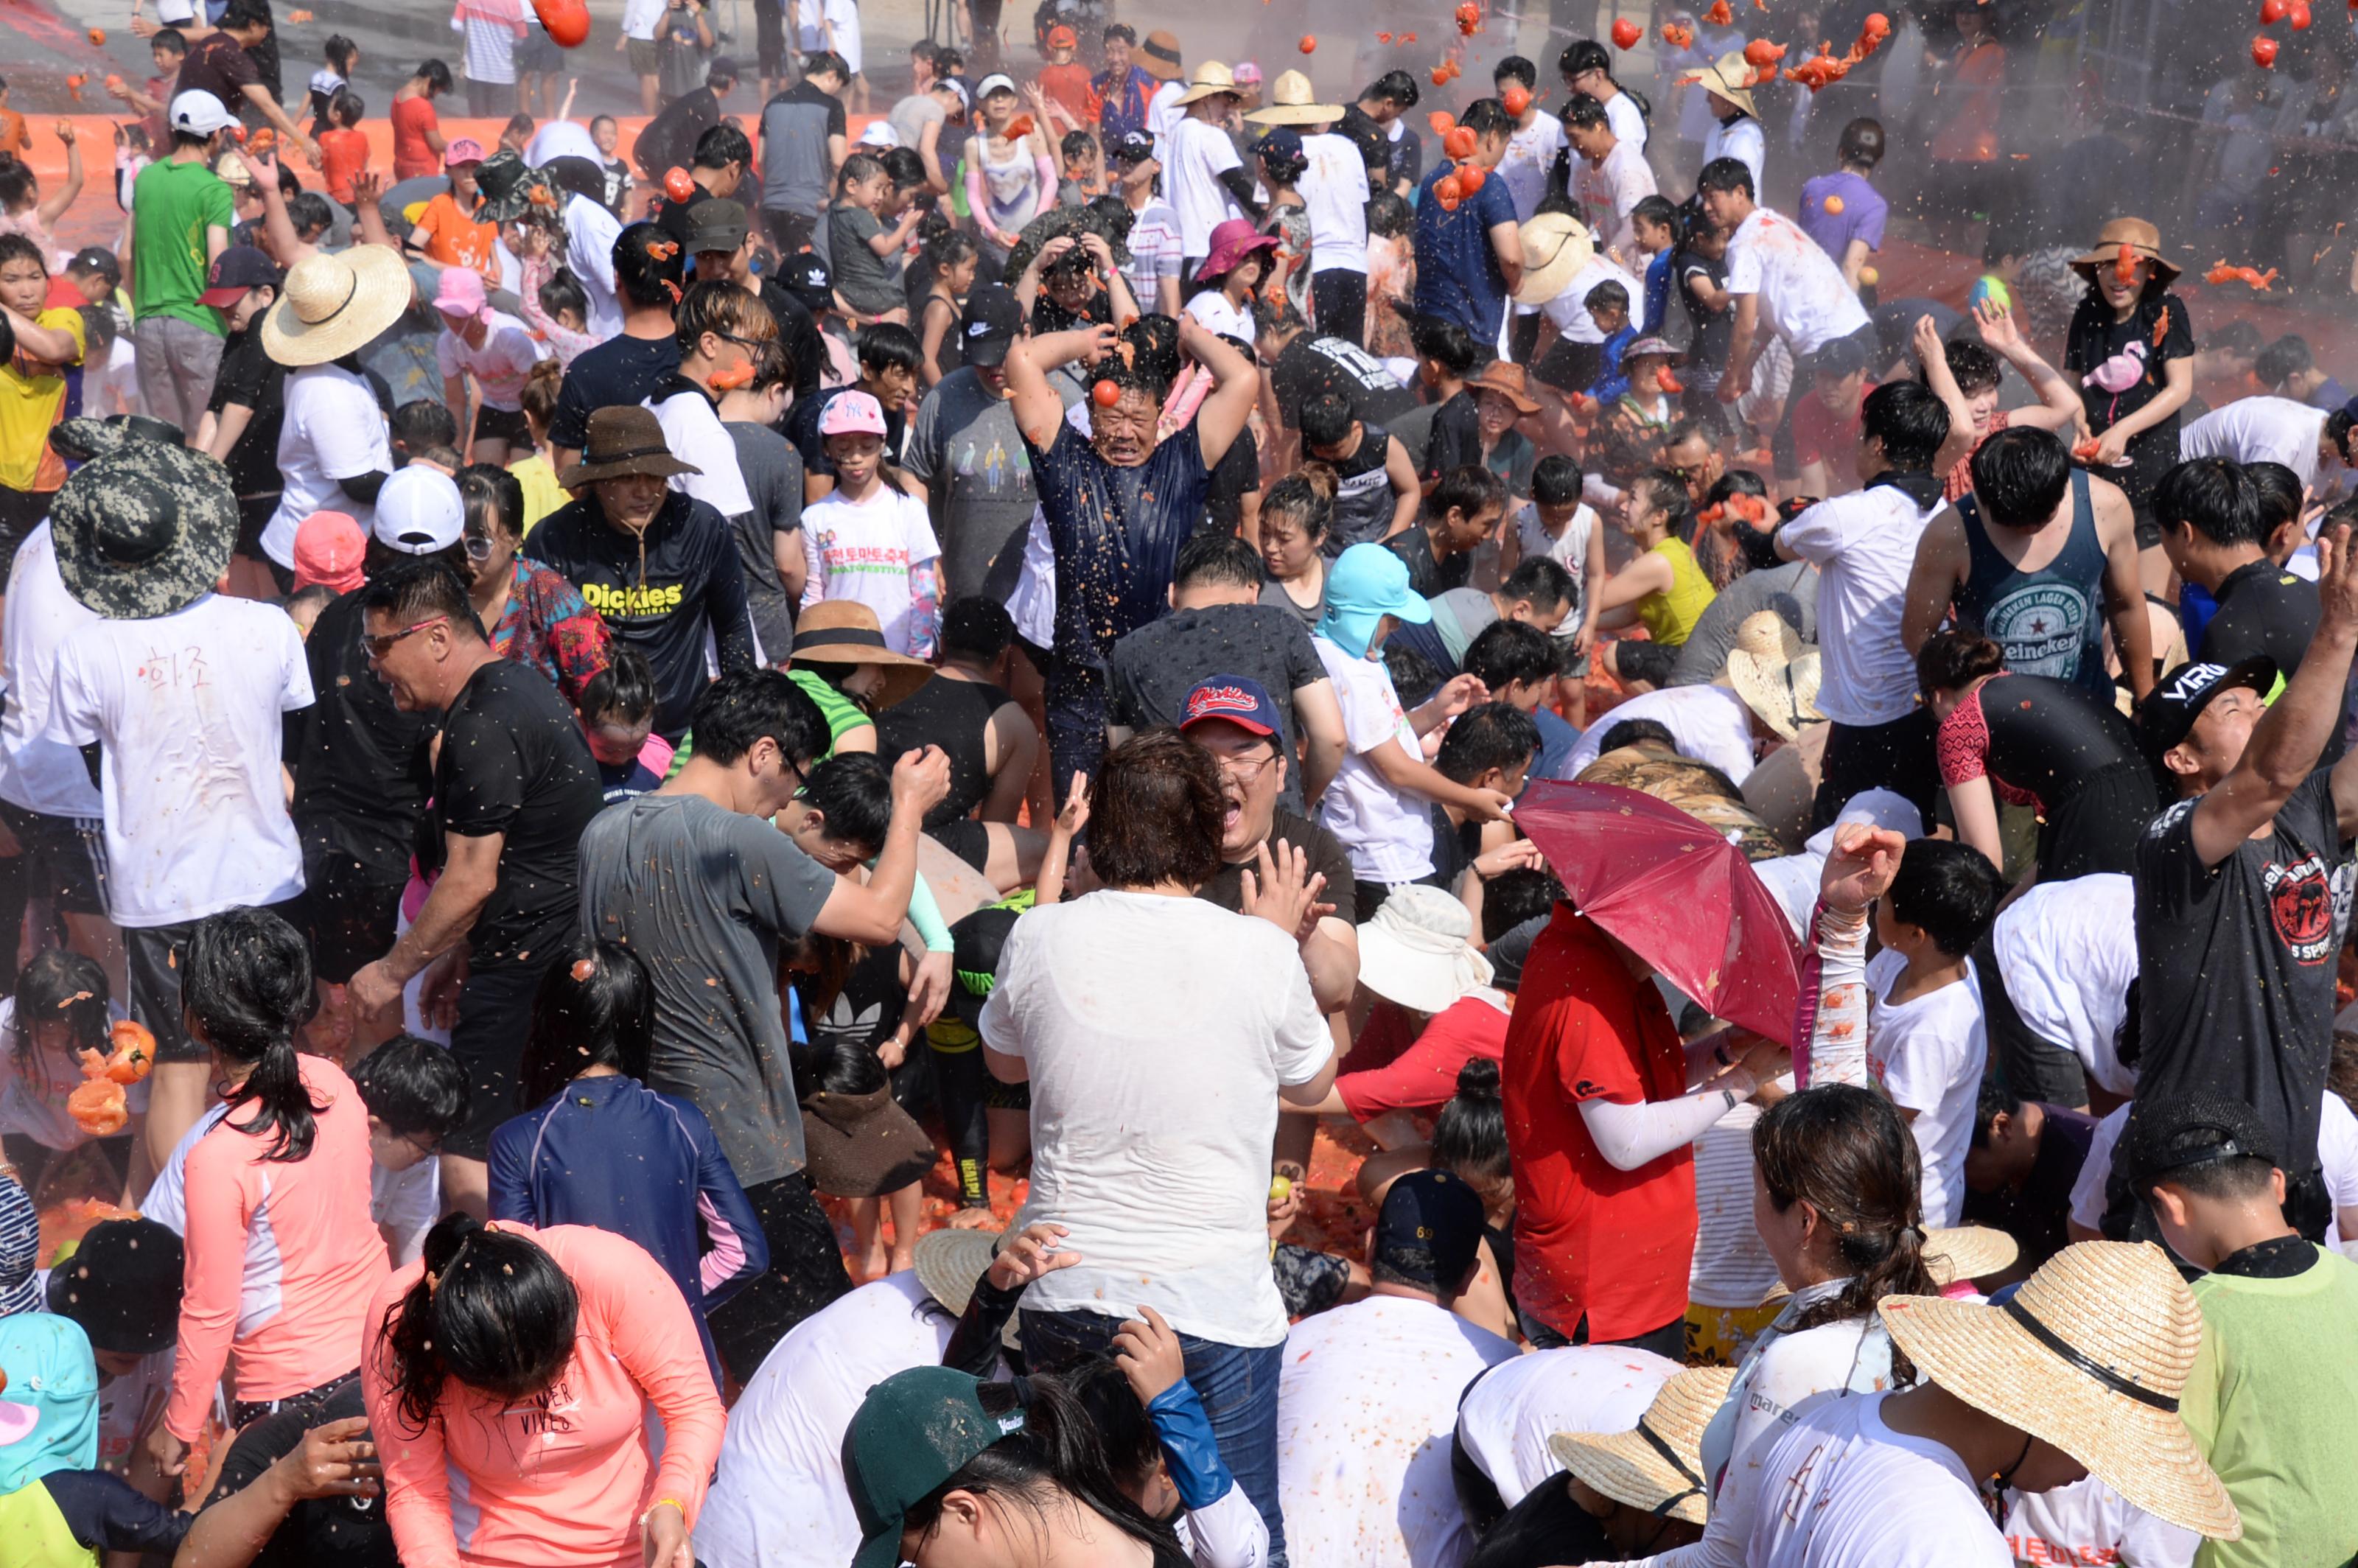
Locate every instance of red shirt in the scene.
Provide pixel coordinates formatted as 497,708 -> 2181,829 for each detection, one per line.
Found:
1503,908 -> 1695,1341
1038,63 -> 1094,126
318,127 -> 371,205
391,94 -> 442,181
1942,407 -> 2011,503
1337,992 -> 1511,1121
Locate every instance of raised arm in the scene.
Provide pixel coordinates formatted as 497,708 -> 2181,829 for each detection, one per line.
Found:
813,747 -> 954,942
1005,323 -> 1116,447
35,125 -> 82,228
1917,314 -> 1982,480
1976,300 -> 2083,435
1181,314 -> 1260,469
1900,512 -> 1965,657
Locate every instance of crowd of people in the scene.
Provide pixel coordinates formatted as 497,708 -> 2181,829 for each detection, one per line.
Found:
0,1 -> 2356,1567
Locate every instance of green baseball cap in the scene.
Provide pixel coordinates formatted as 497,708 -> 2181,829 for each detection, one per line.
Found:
847,1366 -> 1026,1568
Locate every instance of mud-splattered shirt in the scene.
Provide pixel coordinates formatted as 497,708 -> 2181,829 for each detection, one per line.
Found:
1026,417 -> 1211,674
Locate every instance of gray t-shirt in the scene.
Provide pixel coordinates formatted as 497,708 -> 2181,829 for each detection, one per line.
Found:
758,81 -> 847,219
905,366 -> 1080,601
888,93 -> 945,160
1668,559 -> 1822,687
726,420 -> 805,662
830,201 -> 904,317
575,792 -> 836,1187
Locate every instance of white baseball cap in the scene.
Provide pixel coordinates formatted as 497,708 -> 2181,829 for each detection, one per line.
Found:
372,466 -> 466,555
169,90 -> 240,138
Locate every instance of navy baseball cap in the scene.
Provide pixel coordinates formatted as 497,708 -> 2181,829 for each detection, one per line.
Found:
1179,673 -> 1287,746
960,283 -> 1024,368
1371,1169 -> 1487,1291
779,252 -> 833,309
1110,129 -> 1156,164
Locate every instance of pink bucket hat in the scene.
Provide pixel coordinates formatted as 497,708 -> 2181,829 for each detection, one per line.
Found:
292,511 -> 367,595
433,265 -> 489,321
1198,217 -> 1279,282
819,389 -> 889,438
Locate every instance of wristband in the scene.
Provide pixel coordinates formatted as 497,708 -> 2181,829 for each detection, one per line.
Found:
640,1499 -> 685,1527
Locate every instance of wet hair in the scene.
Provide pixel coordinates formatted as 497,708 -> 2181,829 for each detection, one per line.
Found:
1942,337 -> 2002,397
1060,129 -> 1097,165
1752,1083 -> 1937,1360
1365,70 -> 1422,108
412,60 -> 454,95
1298,393 -> 1357,452
1102,22 -> 1134,44
578,643 -> 657,729
1253,296 -> 1306,343
323,33 -> 360,74
1435,702 -> 1540,785
518,936 -> 654,1106
1696,157 -> 1755,197
1483,867 -> 1564,942
1095,315 -> 1183,404
391,398 -> 458,455
536,266 -> 590,330
856,321 -> 923,376
1597,717 -> 1676,752
1494,53 -> 1537,89
1558,40 -> 1612,80
1425,463 -> 1506,527
351,1034 -> 469,1142
2255,333 -> 2314,390
0,231 -> 43,273
835,150 -> 886,195
802,50 -> 851,83
1886,839 -> 2005,957
1630,468 -> 1696,541
2155,458 -> 2265,549
329,85 -> 365,128
2330,409 -> 2358,467
1260,468 -> 1334,546
183,908 -> 323,1162
1500,556 -> 1574,617
614,223 -> 688,312
1366,191 -> 1413,239
1259,136 -> 1306,186
925,227 -> 979,273
799,752 -> 894,857
1561,92 -> 1609,133
693,122 -> 753,171
692,668 -> 830,770
357,558 -> 484,643
1431,1057 -> 1508,1186
379,1214 -> 579,1434
1089,728 -> 1225,888
1704,470 -> 1780,572
1463,619 -> 1562,693
1410,314 -> 1480,377
1970,1072 -> 2025,1149
1383,640 -> 1445,707
2247,460 -> 2303,531
1861,379 -> 1951,471
676,279 -> 777,354
1968,424 -> 2071,529
1459,99 -> 1511,139
458,461 -> 524,545
1914,628 -> 2005,698
76,302 -> 114,359
11,948 -> 109,1084
1837,116 -> 1886,168
1582,279 -> 1628,317
1631,192 -> 1679,236
1063,1357 -> 1167,1495
940,597 -> 1015,665
1530,453 -> 1584,508
1174,531 -> 1264,592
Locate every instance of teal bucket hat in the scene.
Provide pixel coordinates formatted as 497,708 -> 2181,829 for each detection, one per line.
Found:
1317,540 -> 1434,659
0,1312 -> 99,1495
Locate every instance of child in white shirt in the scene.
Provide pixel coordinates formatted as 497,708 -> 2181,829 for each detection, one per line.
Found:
349,1033 -> 469,1267
1504,453 -> 1606,724
798,390 -> 942,657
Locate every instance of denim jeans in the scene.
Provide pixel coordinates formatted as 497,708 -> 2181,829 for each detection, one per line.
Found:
1021,1306 -> 1290,1567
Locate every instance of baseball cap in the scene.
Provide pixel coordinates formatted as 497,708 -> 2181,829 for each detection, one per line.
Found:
858,120 -> 900,147
847,1367 -> 1026,1568
372,466 -> 466,555
444,137 -> 486,169
2124,1091 -> 2280,1191
1046,23 -> 1078,47
778,252 -> 833,309
1256,126 -> 1304,162
292,511 -> 367,595
1179,673 -> 1287,745
943,900 -> 1023,1027
66,246 -> 121,286
197,245 -> 282,308
1371,1169 -> 1487,1291
2136,656 -> 2276,785
169,88 -> 239,137
685,197 -> 751,256
1110,129 -> 1157,165
1806,334 -> 1871,381
432,265 -> 489,320
959,283 -> 1023,368
1318,541 -> 1432,659
820,390 -> 890,438
44,1218 -> 185,1354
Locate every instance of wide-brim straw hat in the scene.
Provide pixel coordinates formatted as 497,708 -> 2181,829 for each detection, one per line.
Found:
557,405 -> 703,489
791,601 -> 935,708
1512,213 -> 1597,307
2069,217 -> 2180,287
1924,1225 -> 2018,1287
1721,610 -> 1824,741
1139,29 -> 1184,81
1464,360 -> 1542,416
1548,1365 -> 1737,1525
1878,1240 -> 2241,1541
1682,52 -> 1760,117
1246,69 -> 1344,125
912,1228 -> 1000,1315
1175,60 -> 1243,106
259,245 -> 415,368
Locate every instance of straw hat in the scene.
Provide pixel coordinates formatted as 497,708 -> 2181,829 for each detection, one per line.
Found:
1548,1365 -> 1738,1525
1246,69 -> 1344,125
1174,60 -> 1244,106
790,601 -> 936,708
1511,212 -> 1597,307
1682,52 -> 1760,117
1878,1240 -> 2241,1541
1139,29 -> 1184,82
1464,360 -> 1542,416
1923,1225 -> 2019,1287
1721,611 -> 1824,741
2069,217 -> 2181,287
1357,885 -> 1493,1013
912,1228 -> 1001,1315
259,246 -> 416,368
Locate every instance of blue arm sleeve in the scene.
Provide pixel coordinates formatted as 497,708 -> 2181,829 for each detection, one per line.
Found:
907,871 -> 955,952
1147,1379 -> 1237,1513
44,1469 -> 195,1555
484,1117 -> 537,1225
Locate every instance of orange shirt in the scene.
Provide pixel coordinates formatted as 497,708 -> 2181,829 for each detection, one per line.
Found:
391,93 -> 441,181
412,191 -> 497,278
318,127 -> 371,206
0,110 -> 27,157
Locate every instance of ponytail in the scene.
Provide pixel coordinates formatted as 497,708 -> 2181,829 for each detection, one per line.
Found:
378,1214 -> 578,1435
183,908 -> 323,1162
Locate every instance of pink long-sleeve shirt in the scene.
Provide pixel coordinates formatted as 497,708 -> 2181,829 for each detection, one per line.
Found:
164,1054 -> 390,1441
361,1223 -> 727,1568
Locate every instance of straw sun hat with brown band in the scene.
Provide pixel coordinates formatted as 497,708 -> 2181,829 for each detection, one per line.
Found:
1878,1239 -> 2241,1540
1549,1365 -> 1738,1525
790,601 -> 936,710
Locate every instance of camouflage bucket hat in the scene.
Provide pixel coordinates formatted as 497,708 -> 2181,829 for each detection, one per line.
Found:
475,150 -> 557,225
52,440 -> 238,620
52,414 -> 187,461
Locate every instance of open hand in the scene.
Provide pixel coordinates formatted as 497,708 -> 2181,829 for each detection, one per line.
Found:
984,1222 -> 1083,1292
1819,823 -> 1907,914
1240,838 -> 1329,943
275,1416 -> 381,1499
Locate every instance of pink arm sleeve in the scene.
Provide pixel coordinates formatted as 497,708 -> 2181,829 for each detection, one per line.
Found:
360,1273 -> 466,1568
164,1138 -> 253,1441
695,1191 -> 747,1297
1033,153 -> 1058,211
964,161 -> 991,233
580,1231 -> 727,1522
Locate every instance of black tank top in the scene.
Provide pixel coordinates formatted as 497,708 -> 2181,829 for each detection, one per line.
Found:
1953,468 -> 2113,702
1325,419 -> 1398,556
875,676 -> 1013,829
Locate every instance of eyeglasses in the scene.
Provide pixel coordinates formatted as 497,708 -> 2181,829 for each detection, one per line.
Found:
1211,748 -> 1280,780
363,615 -> 448,659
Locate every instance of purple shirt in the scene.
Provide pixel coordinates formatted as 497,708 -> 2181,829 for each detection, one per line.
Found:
1797,170 -> 1887,264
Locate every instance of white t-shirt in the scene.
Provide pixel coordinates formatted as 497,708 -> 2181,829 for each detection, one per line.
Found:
1516,503 -> 1595,637
1537,255 -> 1643,343
1453,1345 -> 1676,1508
1276,1296 -> 1518,1567
524,119 -> 604,168
266,361 -> 390,569
693,1273 -> 957,1568
566,192 -> 625,337
1556,683 -> 1757,785
0,995 -> 144,1152
2003,1477 -> 2200,1568
1572,138 -> 1658,259
370,1158 -> 441,1267
2069,1102 -> 2127,1236
1147,80 -> 1189,166
2177,395 -> 2329,491
1312,637 -> 1435,883
1704,115 -> 1766,197
797,485 -> 942,656
1779,485 -> 1945,725
1167,116 -> 1245,260
1865,948 -> 1984,1228
977,892 -> 1331,1348
619,0 -> 665,41
1992,872 -> 2138,1097
435,310 -> 546,413
46,595 -> 311,929
91,1346 -> 173,1472
1183,289 -> 1254,343
1496,113 -> 1567,225
1603,89 -> 1648,152
1690,1097 -> 1783,1308
1299,131 -> 1371,273
1747,1392 -> 2013,1568
140,1101 -> 234,1237
649,385 -> 755,519
1724,205 -> 1871,358
0,522 -> 104,819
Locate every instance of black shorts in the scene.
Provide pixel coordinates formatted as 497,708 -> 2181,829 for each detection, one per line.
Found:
931,819 -> 992,874
298,849 -> 406,985
706,1169 -> 855,1382
233,493 -> 280,563
445,957 -> 558,1158
0,799 -> 108,917
473,405 -> 531,448
127,898 -> 305,1064
514,29 -> 562,73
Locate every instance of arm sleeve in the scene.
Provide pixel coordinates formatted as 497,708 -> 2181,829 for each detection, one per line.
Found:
688,1105 -> 769,1303
1575,1079 -> 1754,1171
940,1272 -> 1024,1377
164,1138 -> 254,1441
1795,900 -> 1871,1090
43,1469 -> 196,1555
578,1230 -> 727,1525
363,1274 -> 464,1568
486,1119 -> 536,1225
1179,1485 -> 1273,1568
1936,689 -> 1990,787
906,872 -> 955,953
1147,1377 -> 1240,1511
702,517 -> 758,675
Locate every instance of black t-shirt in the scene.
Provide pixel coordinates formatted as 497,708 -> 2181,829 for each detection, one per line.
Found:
1422,390 -> 1482,484
2064,289 -> 2195,506
1953,672 -> 2144,806
426,658 -> 605,970
636,86 -> 723,181
206,326 -> 287,501
2200,556 -> 2321,678
1388,523 -> 1471,598
1105,602 -> 1324,813
1270,334 -> 1417,430
1426,801 -> 1486,894
198,1382 -> 396,1568
1959,1102 -> 2095,1273
550,333 -> 685,452
2135,768 -> 2346,1178
291,590 -> 437,878
1206,422 -> 1259,536
1196,806 -> 1359,925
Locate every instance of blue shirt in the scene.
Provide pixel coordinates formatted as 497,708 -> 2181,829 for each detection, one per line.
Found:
1641,248 -> 1675,337
1092,65 -> 1155,141
1533,705 -> 1581,780
1591,326 -> 1637,403
1411,160 -> 1519,343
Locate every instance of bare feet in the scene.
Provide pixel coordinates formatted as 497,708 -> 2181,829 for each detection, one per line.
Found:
946,1205 -> 998,1231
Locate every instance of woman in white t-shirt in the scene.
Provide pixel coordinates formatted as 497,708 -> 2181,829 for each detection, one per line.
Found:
799,391 -> 942,657
1180,219 -> 1276,346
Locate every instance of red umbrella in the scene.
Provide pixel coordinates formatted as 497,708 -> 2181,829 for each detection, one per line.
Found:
1513,780 -> 1801,1043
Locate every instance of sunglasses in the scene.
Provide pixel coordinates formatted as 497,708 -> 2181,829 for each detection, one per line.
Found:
363,615 -> 447,659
